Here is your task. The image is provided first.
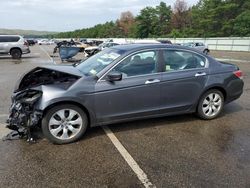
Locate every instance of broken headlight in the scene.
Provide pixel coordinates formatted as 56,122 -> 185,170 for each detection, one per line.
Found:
22,92 -> 42,103
15,90 -> 42,104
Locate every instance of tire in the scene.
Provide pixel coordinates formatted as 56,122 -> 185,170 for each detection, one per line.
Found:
197,89 -> 224,120
203,49 -> 209,55
42,104 -> 88,144
10,49 -> 22,59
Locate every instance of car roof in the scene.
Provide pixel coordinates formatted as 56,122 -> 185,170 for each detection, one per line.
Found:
0,35 -> 21,37
111,43 -> 202,53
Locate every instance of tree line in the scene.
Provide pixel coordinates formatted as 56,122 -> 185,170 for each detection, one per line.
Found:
55,0 -> 250,38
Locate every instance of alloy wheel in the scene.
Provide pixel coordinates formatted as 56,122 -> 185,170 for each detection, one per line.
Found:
202,93 -> 222,117
48,109 -> 83,140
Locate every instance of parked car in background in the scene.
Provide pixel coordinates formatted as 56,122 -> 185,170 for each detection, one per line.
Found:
7,44 -> 244,144
84,42 -> 120,57
99,42 -> 120,50
75,42 -> 88,52
0,35 -> 30,59
157,39 -> 172,44
38,39 -> 54,45
183,42 -> 210,54
26,39 -> 36,46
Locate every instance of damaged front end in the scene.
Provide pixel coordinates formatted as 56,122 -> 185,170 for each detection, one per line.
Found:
5,89 -> 43,142
4,66 -> 81,142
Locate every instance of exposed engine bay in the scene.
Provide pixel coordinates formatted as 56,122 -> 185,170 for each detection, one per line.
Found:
17,67 -> 80,91
4,67 -> 80,142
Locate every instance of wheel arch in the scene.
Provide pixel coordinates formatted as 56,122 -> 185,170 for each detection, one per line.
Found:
42,101 -> 92,127
196,86 -> 227,110
203,86 -> 227,101
10,47 -> 22,54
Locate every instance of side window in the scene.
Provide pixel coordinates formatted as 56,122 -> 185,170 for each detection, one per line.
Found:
0,36 -> 19,42
196,42 -> 204,47
112,51 -> 158,77
11,37 -> 20,42
0,37 -> 7,42
163,50 -> 206,72
9,36 -> 20,42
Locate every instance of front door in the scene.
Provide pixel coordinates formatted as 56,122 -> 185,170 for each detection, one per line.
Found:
94,50 -> 162,124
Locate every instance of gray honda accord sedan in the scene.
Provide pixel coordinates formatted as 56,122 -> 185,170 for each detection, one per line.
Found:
7,44 -> 244,144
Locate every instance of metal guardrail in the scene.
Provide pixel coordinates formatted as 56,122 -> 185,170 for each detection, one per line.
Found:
55,37 -> 250,52
171,37 -> 250,52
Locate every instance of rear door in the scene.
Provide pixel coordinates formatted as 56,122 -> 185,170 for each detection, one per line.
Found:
159,49 -> 209,114
94,50 -> 162,123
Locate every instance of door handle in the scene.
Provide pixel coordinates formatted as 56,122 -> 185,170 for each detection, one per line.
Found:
145,79 -> 160,84
195,72 -> 206,77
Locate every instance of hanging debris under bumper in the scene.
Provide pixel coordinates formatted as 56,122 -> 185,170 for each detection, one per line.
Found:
4,66 -> 82,142
4,90 -> 43,142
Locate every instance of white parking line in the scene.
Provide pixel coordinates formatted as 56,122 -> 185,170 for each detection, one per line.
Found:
0,114 -> 10,138
39,45 -> 55,64
102,126 -> 155,188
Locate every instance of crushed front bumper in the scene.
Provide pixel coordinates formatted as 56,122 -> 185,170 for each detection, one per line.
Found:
5,90 -> 43,141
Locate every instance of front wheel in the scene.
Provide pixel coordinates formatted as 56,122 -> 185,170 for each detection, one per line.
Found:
197,90 -> 224,120
11,49 -> 22,59
42,104 -> 88,144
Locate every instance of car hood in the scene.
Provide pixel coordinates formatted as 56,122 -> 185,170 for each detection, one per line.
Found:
41,65 -> 84,76
14,65 -> 83,92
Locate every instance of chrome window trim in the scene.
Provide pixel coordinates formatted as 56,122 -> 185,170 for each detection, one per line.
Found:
161,48 -> 209,69
97,47 -> 209,82
97,48 -> 161,82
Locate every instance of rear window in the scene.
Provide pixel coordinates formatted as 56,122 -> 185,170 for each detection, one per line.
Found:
163,50 -> 206,71
0,36 -> 20,42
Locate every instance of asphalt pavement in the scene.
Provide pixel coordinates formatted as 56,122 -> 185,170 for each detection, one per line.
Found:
0,45 -> 249,187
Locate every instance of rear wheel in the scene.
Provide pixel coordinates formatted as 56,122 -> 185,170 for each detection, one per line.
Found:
10,49 -> 22,59
197,89 -> 224,120
42,104 -> 88,144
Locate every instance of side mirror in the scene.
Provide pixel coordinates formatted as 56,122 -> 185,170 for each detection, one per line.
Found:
107,71 -> 122,82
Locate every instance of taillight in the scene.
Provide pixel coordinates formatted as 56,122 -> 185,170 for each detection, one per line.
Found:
234,70 -> 243,79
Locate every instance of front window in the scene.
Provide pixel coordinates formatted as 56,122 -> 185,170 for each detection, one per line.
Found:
76,48 -> 124,76
111,50 -> 158,77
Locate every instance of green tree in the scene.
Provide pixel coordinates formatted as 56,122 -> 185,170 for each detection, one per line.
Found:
155,2 -> 172,36
136,7 -> 158,38
233,10 -> 250,36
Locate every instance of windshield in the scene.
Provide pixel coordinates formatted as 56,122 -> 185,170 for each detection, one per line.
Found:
76,48 -> 124,76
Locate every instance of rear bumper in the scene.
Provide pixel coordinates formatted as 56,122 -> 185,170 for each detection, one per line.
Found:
225,78 -> 244,104
22,48 -> 30,54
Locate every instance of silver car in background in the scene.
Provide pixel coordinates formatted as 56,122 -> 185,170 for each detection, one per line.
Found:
183,42 -> 210,54
0,35 -> 30,59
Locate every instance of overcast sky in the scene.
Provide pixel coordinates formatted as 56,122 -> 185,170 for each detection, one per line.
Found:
0,0 -> 199,32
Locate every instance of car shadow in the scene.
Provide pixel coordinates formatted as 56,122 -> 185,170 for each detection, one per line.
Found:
26,102 -> 244,144
0,56 -> 39,60
221,102 -> 244,115
83,102 -> 244,141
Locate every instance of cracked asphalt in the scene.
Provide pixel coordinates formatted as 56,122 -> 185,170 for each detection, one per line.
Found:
0,45 -> 249,187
